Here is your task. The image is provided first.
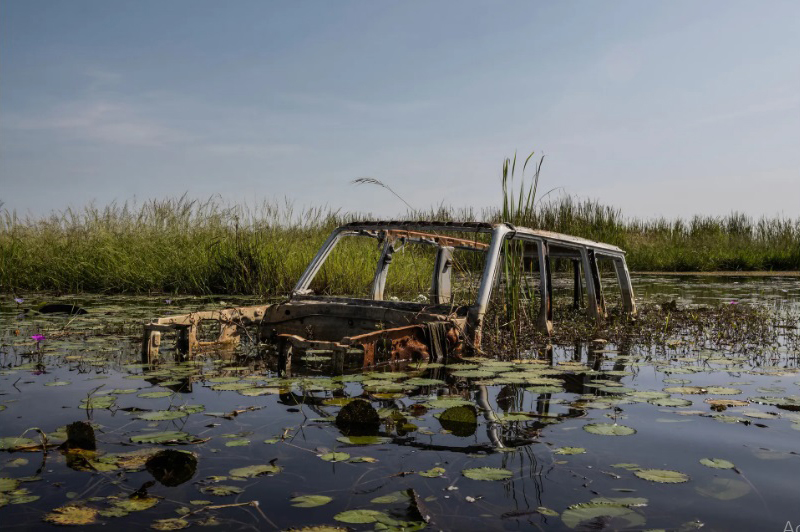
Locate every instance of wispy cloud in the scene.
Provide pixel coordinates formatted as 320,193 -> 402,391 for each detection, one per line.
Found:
6,99 -> 192,147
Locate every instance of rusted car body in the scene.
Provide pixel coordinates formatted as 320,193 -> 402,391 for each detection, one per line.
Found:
142,221 -> 636,369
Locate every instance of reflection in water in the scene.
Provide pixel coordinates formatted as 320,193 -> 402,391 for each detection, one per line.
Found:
0,281 -> 799,531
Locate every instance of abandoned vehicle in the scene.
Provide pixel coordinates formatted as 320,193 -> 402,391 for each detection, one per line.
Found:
142,221 -> 636,370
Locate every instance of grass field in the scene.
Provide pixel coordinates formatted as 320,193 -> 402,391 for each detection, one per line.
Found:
1,194 -> 798,296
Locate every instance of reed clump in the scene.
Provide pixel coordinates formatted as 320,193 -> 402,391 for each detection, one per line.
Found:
1,191 -> 798,295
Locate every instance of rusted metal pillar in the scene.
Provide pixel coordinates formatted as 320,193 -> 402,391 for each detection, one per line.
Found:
613,258 -> 637,316
587,250 -> 607,319
537,241 -> 553,335
572,259 -> 583,310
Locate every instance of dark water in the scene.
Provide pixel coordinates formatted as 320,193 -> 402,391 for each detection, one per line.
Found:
1,277 -> 799,531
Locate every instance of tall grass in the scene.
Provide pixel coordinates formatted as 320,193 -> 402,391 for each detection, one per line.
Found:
1,189 -> 798,296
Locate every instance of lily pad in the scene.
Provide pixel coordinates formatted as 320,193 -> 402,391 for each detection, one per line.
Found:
43,505 -> 98,526
370,491 -> 410,504
695,477 -> 750,500
229,464 -> 281,478
138,410 -> 188,421
334,509 -> 387,524
199,485 -> 244,496
561,502 -> 645,529
290,495 -> 333,508
225,439 -> 250,447
0,437 -> 38,451
699,458 -> 735,469
554,447 -> 586,455
130,431 -> 192,444
151,518 -> 190,530
462,467 -> 513,481
320,452 -> 350,462
138,391 -> 174,399
418,467 -> 445,478
634,469 -> 689,483
583,423 -> 636,436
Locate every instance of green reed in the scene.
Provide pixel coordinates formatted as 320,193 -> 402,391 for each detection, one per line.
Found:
1,183 -> 798,296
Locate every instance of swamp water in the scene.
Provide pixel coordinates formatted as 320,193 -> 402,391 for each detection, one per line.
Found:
1,276 -> 799,531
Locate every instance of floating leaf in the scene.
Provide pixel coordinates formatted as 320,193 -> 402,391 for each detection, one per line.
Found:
590,496 -> 648,507
225,439 -> 250,447
699,458 -> 735,469
695,478 -> 750,500
229,464 -> 281,478
138,410 -> 188,421
370,491 -> 410,504
0,437 -> 39,451
705,387 -> 741,395
151,518 -> 190,530
663,386 -> 707,394
554,447 -> 586,455
462,467 -> 513,481
138,391 -> 174,399
334,509 -> 387,524
648,397 -> 692,407
561,502 -> 645,529
418,467 -> 445,478
583,423 -> 636,436
199,485 -> 244,496
130,431 -> 191,444
111,496 -> 159,512
290,495 -> 333,508
634,469 -> 689,483
320,452 -> 350,462
348,456 -> 378,463
45,381 -> 71,387
705,399 -> 748,407
336,435 -> 390,445
43,505 -> 98,526
0,478 -> 20,492
537,506 -> 559,517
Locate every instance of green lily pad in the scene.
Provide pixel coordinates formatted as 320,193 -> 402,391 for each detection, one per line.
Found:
554,447 -> 586,455
634,469 -> 689,483
0,437 -> 38,451
336,435 -> 390,445
0,478 -> 20,493
699,458 -> 735,469
334,509 -> 388,524
418,467 -> 446,478
583,423 -> 636,436
561,502 -> 645,529
43,505 -> 98,526
290,495 -> 333,508
370,491 -> 410,504
320,452 -> 350,462
138,410 -> 188,421
695,477 -> 750,500
44,381 -> 71,386
138,391 -> 174,399
130,431 -> 191,444
225,439 -> 250,447
151,518 -> 190,530
229,464 -> 281,478
648,397 -> 693,407
462,467 -> 513,481
111,496 -> 159,511
199,484 -> 244,496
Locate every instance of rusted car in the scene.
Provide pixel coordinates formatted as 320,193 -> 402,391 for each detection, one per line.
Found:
142,221 -> 636,370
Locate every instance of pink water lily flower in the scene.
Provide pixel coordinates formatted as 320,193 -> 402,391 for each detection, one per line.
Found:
14,298 -> 24,304
31,334 -> 46,343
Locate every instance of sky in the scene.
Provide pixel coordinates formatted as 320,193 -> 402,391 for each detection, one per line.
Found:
1,1 -> 798,220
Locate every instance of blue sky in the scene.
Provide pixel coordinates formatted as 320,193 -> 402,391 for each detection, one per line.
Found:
2,1 -> 798,219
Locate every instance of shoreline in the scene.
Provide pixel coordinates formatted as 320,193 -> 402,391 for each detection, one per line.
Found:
635,271 -> 799,277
